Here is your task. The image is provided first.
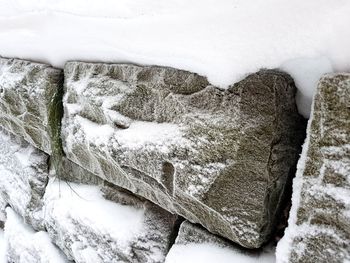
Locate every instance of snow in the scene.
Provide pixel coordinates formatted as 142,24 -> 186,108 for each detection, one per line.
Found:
43,179 -> 174,262
280,57 -> 333,118
4,207 -> 67,263
1,0 -> 350,117
113,121 -> 185,151
0,229 -> 6,263
75,116 -> 185,150
43,179 -> 145,248
165,243 -> 275,263
75,116 -> 114,146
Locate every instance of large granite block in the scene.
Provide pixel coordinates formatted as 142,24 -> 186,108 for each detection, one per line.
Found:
0,57 -> 63,154
0,128 -> 49,230
276,73 -> 350,263
43,178 -> 179,263
61,62 -> 305,248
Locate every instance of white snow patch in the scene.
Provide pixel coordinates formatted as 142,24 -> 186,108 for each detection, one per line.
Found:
76,116 -> 114,145
114,121 -> 185,151
65,103 -> 82,116
73,115 -> 186,153
0,66 -> 24,90
165,243 -> 275,263
280,57 -> 333,118
1,0 -> 350,117
43,179 -> 145,249
13,145 -> 36,167
0,229 -> 6,263
4,207 -> 66,263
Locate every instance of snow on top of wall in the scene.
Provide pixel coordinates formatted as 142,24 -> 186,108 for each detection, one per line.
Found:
0,0 -> 350,117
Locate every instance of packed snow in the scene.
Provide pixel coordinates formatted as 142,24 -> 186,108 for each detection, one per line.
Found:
3,208 -> 67,263
0,229 -> 5,263
43,179 -> 174,262
43,179 -> 145,247
165,243 -> 275,263
1,0 -> 350,117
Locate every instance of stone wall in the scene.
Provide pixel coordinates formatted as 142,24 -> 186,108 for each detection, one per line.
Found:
0,56 -> 347,262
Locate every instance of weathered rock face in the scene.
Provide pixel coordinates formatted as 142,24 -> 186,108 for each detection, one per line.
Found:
276,74 -> 350,263
174,221 -> 235,247
0,57 -> 63,154
165,221 -> 275,262
43,178 -> 179,263
62,61 -> 306,248
0,128 -> 49,230
4,207 -> 68,263
56,157 -> 104,185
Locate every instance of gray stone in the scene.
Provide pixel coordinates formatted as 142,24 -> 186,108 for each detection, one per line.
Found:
54,157 -> 104,185
61,61 -> 306,248
276,73 -> 350,263
43,178 -> 179,263
174,220 -> 236,247
0,128 -> 49,230
0,57 -> 63,154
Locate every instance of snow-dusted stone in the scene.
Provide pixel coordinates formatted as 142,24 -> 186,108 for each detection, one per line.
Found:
0,194 -> 6,225
165,221 -> 275,263
55,157 -> 104,185
276,73 -> 350,263
62,62 -> 306,248
0,57 -> 63,154
0,128 -> 49,230
4,207 -> 68,263
43,179 -> 178,263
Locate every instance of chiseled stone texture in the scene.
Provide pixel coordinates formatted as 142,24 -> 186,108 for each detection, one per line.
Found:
62,61 -> 305,248
54,156 -> 104,185
43,178 -> 178,263
276,74 -> 350,263
0,128 -> 49,231
0,57 -> 63,154
174,220 -> 236,247
4,207 -> 68,263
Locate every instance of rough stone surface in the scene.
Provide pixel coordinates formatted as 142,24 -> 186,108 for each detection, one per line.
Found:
62,61 -> 306,248
174,221 -> 237,248
4,207 -> 68,263
0,57 -> 63,154
0,128 -> 49,230
276,73 -> 350,263
43,178 -> 179,263
55,157 -> 104,185
165,220 -> 275,262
